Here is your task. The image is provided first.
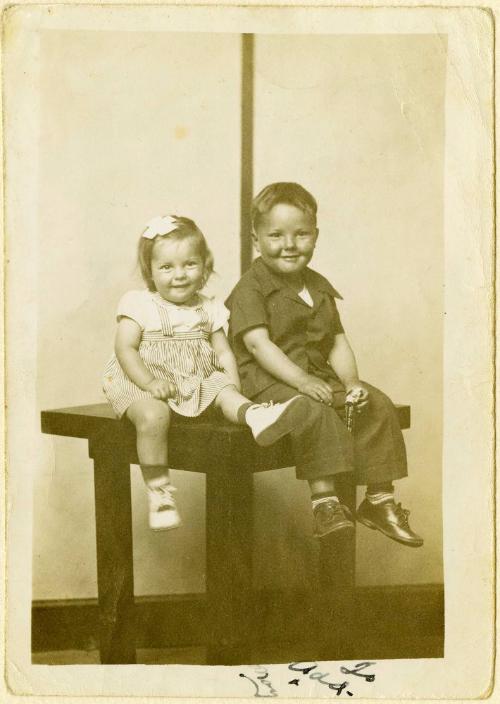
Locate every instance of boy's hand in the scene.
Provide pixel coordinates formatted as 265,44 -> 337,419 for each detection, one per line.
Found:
145,379 -> 176,400
345,384 -> 369,410
297,374 -> 333,405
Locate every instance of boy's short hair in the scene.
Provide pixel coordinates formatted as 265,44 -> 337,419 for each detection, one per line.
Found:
251,182 -> 318,230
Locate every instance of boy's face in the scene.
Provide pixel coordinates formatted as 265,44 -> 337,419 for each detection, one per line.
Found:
253,203 -> 318,278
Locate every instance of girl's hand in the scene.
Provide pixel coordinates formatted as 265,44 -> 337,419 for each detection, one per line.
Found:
145,379 -> 176,400
345,384 -> 369,410
297,375 -> 333,405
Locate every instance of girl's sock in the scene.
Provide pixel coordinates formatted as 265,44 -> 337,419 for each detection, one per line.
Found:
366,482 -> 394,505
140,463 -> 171,488
236,401 -> 254,425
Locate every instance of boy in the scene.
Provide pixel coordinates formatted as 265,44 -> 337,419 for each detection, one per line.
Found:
225,182 -> 422,547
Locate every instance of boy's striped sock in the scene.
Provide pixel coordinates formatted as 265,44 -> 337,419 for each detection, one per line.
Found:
366,482 -> 394,505
366,491 -> 394,505
311,492 -> 340,508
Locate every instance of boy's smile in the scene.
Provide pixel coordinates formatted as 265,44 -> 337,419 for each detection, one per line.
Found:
252,203 -> 318,281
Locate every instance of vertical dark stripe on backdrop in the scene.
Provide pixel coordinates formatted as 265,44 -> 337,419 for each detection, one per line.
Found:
240,33 -> 254,274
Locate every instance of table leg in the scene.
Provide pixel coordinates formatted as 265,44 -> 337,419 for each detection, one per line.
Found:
90,435 -> 136,664
318,473 -> 356,660
205,435 -> 254,665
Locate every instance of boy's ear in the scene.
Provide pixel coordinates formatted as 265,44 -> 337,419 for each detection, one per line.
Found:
251,230 -> 261,252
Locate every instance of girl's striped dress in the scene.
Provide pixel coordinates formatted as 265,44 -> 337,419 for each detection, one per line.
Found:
102,290 -> 233,418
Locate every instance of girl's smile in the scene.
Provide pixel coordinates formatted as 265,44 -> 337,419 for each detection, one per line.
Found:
151,237 -> 205,305
252,203 -> 318,282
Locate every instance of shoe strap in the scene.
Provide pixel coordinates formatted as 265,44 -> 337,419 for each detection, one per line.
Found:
150,484 -> 177,508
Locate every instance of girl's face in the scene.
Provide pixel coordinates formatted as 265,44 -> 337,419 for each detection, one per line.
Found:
151,236 -> 205,305
253,203 -> 318,280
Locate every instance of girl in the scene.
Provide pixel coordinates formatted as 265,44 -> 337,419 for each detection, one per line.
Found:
103,214 -> 309,531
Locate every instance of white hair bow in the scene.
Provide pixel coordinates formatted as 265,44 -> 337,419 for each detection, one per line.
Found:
142,215 -> 179,239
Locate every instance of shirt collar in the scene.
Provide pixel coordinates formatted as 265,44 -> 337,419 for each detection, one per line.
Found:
252,257 -> 343,300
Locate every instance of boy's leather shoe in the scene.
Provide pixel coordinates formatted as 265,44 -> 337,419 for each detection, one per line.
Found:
356,498 -> 423,547
313,500 -> 355,538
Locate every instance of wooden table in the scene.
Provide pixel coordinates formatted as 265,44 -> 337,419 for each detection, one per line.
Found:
41,403 -> 410,664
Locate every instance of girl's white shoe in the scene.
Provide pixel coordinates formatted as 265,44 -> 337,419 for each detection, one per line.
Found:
147,483 -> 181,531
246,395 -> 309,447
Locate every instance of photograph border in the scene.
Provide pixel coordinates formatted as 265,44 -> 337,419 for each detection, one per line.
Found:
2,1 -> 496,700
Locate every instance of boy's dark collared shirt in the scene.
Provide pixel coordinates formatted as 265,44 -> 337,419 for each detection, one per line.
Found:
225,257 -> 344,399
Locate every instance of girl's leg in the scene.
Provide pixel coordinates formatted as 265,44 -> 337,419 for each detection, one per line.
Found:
126,398 -> 171,467
214,384 -> 310,447
213,384 -> 252,423
126,399 -> 180,530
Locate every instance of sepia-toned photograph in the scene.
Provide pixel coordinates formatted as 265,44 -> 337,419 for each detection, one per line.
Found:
3,2 -> 494,700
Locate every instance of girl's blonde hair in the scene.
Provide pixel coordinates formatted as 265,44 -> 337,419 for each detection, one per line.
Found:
138,216 -> 214,292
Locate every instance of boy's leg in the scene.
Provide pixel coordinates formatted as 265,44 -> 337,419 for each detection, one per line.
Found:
345,382 -> 423,547
339,382 -> 407,485
252,382 -> 356,537
254,383 -> 355,476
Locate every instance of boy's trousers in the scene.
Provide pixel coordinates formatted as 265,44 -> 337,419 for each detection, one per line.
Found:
252,379 -> 407,484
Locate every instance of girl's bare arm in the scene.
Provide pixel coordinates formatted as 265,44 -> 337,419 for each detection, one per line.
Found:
210,328 -> 241,390
115,317 -> 174,399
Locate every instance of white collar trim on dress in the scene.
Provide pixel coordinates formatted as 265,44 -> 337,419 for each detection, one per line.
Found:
151,291 -> 204,309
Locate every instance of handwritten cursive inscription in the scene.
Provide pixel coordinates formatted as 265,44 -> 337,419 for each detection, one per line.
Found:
239,660 -> 376,696
340,661 -> 376,682
240,666 -> 278,697
289,662 -> 352,695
